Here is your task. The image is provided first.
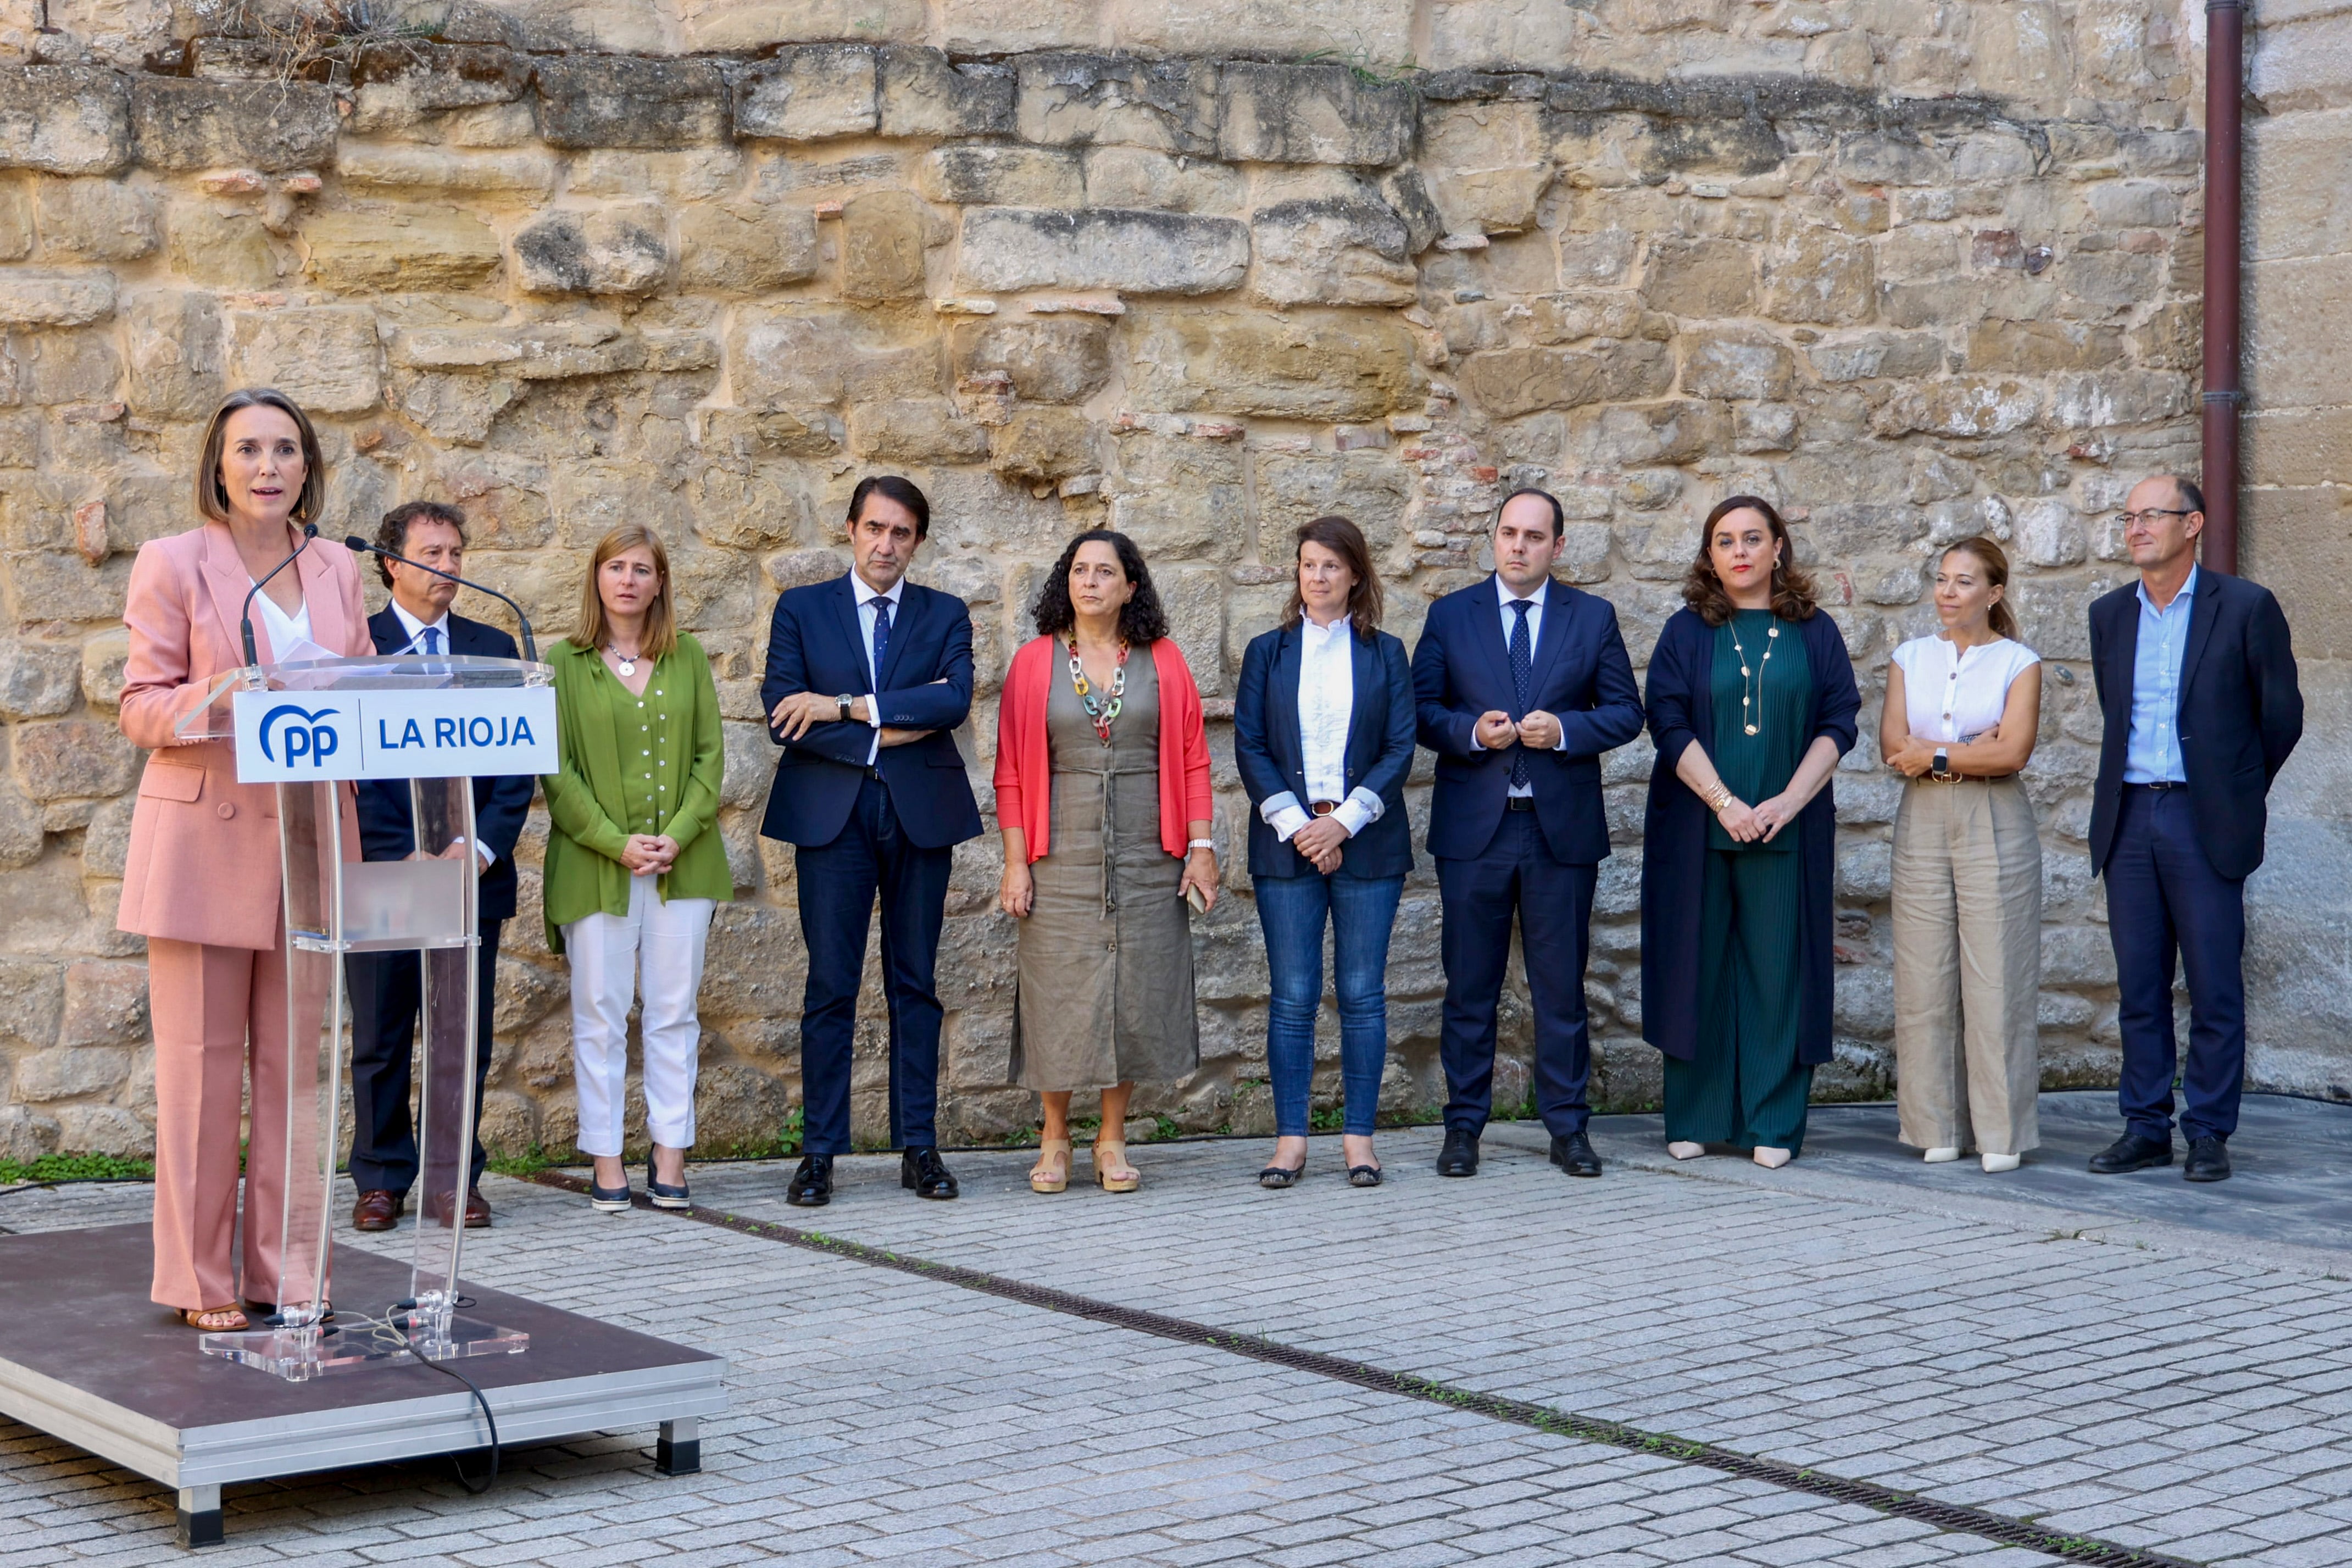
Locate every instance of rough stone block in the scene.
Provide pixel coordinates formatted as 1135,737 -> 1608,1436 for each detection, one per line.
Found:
1255,449 -> 1411,557
679,202 -> 820,293
12,719 -> 136,800
955,207 -> 1249,296
535,56 -> 729,148
0,271 -> 116,328
57,959 -> 147,1049
1579,400 -> 1726,466
1870,378 -> 2040,438
1250,198 -> 1417,308
949,318 -> 1111,404
2050,371 -> 2193,430
0,187 -> 25,263
1423,99 -> 1551,233
0,65 -> 133,175
165,202 -> 279,290
1965,319 -> 2125,373
677,0 -> 928,49
735,46 -> 879,143
131,79 -> 338,172
1640,236 -> 1755,317
1215,62 -> 1415,168
841,191 -> 936,302
990,407 -> 1098,483
731,305 -> 941,408
515,207 -> 672,296
53,1104 -> 151,1158
348,42 -> 532,134
12,1046 -> 127,1102
918,144 -> 1084,208
13,329 -> 121,405
5,552 -> 132,625
1122,0 -> 1418,68
2015,499 -> 2086,567
33,180 -> 159,262
1460,341 -> 1674,418
302,209 -> 503,291
336,144 -> 559,194
848,398 -> 991,463
1015,55 -> 1217,155
80,629 -> 127,711
0,1105 -> 55,1162
0,640 -> 81,719
1083,147 -> 1246,215
1808,332 -> 1945,383
1679,328 -> 1793,401
1127,310 -> 1424,421
878,47 -> 1016,138
1762,229 -> 1876,324
1107,432 -> 1245,560
227,306 -> 380,413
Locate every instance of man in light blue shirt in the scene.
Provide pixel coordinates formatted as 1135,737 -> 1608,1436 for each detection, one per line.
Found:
2120,563 -> 2195,784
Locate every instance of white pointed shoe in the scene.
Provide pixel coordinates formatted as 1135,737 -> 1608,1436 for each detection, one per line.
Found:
1667,1141 -> 1706,1160
1753,1147 -> 1792,1169
1923,1147 -> 1962,1163
1981,1153 -> 2021,1173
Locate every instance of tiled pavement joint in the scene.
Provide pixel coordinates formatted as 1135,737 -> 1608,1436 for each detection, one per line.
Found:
524,1167 -> 2205,1568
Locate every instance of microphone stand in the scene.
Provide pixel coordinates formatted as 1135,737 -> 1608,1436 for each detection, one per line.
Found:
239,522 -> 320,668
343,536 -> 538,663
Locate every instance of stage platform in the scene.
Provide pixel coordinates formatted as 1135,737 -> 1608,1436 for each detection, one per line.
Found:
0,1224 -> 726,1548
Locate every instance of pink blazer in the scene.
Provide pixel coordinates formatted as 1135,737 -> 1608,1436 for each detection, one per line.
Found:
118,524 -> 370,951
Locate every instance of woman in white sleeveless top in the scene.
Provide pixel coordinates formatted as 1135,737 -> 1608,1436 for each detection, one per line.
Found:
1881,537 -> 2044,1172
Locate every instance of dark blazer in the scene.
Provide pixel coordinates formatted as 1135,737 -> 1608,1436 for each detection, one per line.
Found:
1233,623 -> 1416,880
355,608 -> 536,925
1410,576 -> 1645,864
1639,607 -> 1860,1066
758,572 -> 983,849
2088,568 -> 2301,881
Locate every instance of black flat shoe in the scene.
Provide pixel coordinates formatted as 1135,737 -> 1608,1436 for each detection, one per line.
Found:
1436,1128 -> 1480,1178
589,1179 -> 633,1213
2184,1135 -> 2231,1183
786,1153 -> 834,1208
902,1147 -> 959,1200
1258,1163 -> 1305,1189
645,1158 -> 691,1211
1347,1165 -> 1383,1188
2088,1132 -> 2173,1174
1550,1131 -> 1602,1178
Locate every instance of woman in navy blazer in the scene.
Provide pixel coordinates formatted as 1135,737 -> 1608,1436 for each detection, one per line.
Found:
1234,516 -> 1416,1188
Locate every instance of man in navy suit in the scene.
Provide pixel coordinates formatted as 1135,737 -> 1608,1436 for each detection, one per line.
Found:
1412,490 -> 1645,1180
761,476 -> 983,1207
348,502 -> 536,1233
2087,475 -> 2301,1184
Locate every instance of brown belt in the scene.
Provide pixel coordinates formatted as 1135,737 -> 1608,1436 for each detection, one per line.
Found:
1309,800 -> 1340,816
1922,771 -> 2015,784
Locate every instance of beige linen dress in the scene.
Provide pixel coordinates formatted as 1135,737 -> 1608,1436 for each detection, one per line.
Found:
1010,651 -> 1201,1091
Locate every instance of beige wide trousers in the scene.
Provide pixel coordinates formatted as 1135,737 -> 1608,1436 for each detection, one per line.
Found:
1890,776 -> 2043,1156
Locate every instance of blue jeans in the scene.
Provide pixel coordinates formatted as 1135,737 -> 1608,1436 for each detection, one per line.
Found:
1254,872 -> 1405,1137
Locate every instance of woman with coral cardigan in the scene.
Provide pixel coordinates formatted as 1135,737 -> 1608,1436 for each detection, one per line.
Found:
996,530 -> 1217,1196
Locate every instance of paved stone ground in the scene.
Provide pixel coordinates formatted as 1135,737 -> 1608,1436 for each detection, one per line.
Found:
1,1092 -> 2347,1566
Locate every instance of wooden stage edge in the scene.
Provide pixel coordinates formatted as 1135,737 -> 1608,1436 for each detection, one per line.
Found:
0,1224 -> 727,1548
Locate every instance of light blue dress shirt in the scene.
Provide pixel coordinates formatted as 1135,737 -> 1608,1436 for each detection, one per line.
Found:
2122,564 -> 2197,784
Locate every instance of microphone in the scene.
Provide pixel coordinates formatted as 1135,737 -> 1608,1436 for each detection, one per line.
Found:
240,522 -> 319,668
344,536 -> 537,663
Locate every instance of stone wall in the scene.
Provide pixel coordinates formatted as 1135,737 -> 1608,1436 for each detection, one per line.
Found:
0,0 -> 2275,1161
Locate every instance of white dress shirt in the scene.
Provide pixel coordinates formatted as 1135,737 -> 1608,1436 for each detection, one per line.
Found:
1482,576 -> 1570,798
850,572 -> 905,766
388,597 -> 494,868
1891,633 -> 2039,746
1260,615 -> 1386,844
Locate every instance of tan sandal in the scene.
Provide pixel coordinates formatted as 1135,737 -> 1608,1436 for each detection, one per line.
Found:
181,1304 -> 248,1332
1091,1141 -> 1140,1193
1029,1137 -> 1071,1194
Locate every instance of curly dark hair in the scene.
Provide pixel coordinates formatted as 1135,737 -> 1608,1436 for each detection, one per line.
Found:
1683,495 -> 1819,627
1031,529 -> 1170,643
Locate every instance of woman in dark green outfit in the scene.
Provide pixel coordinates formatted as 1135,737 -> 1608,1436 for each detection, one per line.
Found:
1639,497 -> 1859,1167
543,524 -> 730,1213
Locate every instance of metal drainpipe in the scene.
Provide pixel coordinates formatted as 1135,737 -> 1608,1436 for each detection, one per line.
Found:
2203,0 -> 2247,573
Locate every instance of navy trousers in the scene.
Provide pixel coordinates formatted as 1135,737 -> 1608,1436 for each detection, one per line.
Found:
795,776 -> 953,1155
1435,808 -> 1598,1138
2104,785 -> 2248,1143
346,920 -> 501,1195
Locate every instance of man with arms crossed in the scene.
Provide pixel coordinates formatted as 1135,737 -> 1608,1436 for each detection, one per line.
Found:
761,477 -> 983,1206
2086,475 -> 2301,1183
1411,490 -> 1646,1180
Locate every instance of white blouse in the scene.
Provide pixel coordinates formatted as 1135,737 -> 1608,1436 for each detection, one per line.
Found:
248,582 -> 321,664
1892,633 -> 2039,746
1261,618 -> 1386,843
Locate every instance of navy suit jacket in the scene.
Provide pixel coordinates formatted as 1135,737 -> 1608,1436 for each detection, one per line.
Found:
1410,576 -> 1645,864
1233,624 -> 1416,880
354,608 -> 536,925
2088,568 -> 2302,881
758,572 -> 983,849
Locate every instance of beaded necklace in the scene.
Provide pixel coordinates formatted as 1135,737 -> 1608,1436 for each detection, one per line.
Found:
1727,614 -> 1779,738
1066,636 -> 1128,743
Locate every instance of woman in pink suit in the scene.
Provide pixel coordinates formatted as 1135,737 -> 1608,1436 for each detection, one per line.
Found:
118,388 -> 370,1330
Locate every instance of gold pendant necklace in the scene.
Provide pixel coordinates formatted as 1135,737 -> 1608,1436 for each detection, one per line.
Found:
1727,617 -> 1779,738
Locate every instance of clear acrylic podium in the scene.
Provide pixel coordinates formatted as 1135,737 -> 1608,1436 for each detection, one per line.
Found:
171,653 -> 555,1381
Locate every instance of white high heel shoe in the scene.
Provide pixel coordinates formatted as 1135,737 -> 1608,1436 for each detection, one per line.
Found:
1981,1152 -> 2021,1173
1753,1147 -> 1792,1169
1667,1141 -> 1705,1160
1923,1147 -> 1962,1163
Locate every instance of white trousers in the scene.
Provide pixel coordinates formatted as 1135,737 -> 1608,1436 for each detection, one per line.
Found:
564,874 -> 715,1158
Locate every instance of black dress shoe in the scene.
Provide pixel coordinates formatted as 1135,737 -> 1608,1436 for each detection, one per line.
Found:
786,1154 -> 835,1207
2088,1132 -> 2173,1174
1550,1131 -> 1602,1178
1436,1128 -> 1480,1178
2184,1135 -> 2231,1183
901,1147 -> 958,1200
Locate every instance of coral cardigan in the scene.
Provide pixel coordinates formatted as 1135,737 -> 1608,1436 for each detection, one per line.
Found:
994,635 -> 1214,863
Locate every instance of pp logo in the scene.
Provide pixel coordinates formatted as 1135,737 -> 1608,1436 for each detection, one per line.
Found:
257,703 -> 343,768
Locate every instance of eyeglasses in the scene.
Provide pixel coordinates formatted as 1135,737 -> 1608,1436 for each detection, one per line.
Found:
2116,508 -> 2192,527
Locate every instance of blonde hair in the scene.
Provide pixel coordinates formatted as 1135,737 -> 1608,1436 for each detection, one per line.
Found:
1941,536 -> 2019,641
573,525 -> 677,659
195,388 -> 325,527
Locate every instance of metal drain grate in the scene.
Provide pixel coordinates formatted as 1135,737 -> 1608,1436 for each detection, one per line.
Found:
528,1170 -> 2201,1568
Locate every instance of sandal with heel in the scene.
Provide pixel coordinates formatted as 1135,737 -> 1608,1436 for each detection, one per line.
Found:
1030,1137 -> 1071,1194
181,1305 -> 248,1332
1092,1141 -> 1141,1193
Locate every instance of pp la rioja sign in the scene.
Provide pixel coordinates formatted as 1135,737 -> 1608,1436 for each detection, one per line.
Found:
232,688 -> 557,782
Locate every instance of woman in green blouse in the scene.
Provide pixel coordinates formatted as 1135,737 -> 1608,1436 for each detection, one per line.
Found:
542,524 -> 730,1213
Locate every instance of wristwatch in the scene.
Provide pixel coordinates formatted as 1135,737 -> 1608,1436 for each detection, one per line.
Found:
1931,746 -> 1952,780
836,694 -> 853,722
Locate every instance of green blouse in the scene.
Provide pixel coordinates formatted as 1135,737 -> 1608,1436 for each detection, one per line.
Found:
1707,610 -> 1812,854
540,634 -> 731,950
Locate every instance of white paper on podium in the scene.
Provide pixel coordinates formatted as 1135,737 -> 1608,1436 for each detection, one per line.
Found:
232,686 -> 558,782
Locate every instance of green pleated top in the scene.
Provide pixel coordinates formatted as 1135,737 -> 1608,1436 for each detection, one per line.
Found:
539,635 -> 732,950
1706,610 -> 1811,854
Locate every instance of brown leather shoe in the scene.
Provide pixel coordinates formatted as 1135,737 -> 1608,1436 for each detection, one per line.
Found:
422,1189 -> 493,1229
351,1189 -> 403,1232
